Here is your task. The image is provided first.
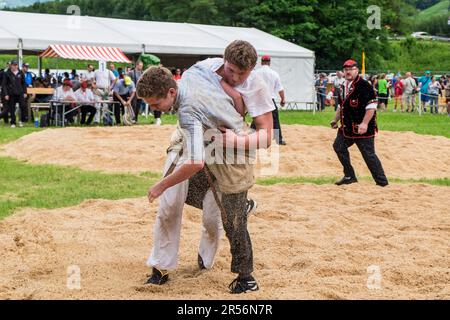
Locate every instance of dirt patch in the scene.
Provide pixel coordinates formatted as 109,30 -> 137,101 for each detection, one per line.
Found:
0,183 -> 448,300
1,125 -> 449,179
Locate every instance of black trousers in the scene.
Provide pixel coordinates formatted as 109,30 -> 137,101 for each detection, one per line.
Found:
222,191 -> 253,275
0,94 -> 27,124
113,94 -> 129,124
153,109 -> 161,119
334,87 -> 341,111
0,95 -> 8,123
80,105 -> 96,125
272,99 -> 284,143
333,131 -> 388,185
132,98 -> 142,123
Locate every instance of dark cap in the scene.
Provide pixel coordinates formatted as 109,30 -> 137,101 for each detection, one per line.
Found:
343,59 -> 358,68
23,63 -> 30,67
10,60 -> 18,65
261,55 -> 271,61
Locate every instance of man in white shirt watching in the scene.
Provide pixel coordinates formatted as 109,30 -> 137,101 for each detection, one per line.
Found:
253,55 -> 287,145
75,80 -> 96,125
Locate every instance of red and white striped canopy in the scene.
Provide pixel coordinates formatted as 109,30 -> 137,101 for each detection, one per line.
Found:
40,44 -> 131,63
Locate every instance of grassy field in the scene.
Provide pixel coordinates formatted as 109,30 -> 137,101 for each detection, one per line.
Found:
0,157 -> 155,219
0,54 -> 131,71
377,40 -> 450,73
0,108 -> 449,219
277,108 -> 450,138
417,0 -> 449,20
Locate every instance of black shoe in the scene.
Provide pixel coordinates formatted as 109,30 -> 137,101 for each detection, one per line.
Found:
278,141 -> 287,145
246,199 -> 258,216
229,276 -> 259,294
376,181 -> 389,187
146,267 -> 169,285
335,176 -> 358,186
198,254 -> 206,270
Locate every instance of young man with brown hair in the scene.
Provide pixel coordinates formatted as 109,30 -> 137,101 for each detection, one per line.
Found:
137,40 -> 274,293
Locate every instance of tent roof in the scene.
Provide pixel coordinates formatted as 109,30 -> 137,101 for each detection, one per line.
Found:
0,10 -> 314,58
0,24 -> 18,50
40,44 -> 131,62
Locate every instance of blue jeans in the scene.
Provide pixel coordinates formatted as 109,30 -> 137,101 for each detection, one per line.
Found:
429,94 -> 439,113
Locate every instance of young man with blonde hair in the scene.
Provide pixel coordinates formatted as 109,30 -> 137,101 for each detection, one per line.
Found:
137,40 -> 274,293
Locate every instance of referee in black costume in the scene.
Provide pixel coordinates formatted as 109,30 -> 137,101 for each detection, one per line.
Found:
330,59 -> 388,187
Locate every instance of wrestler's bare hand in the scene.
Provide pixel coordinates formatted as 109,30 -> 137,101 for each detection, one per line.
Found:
147,181 -> 166,203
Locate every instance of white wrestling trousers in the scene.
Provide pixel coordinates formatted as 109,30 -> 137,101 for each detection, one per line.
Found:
147,151 -> 223,271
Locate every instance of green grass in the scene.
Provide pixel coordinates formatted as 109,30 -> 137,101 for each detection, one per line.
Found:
257,176 -> 450,187
417,0 -> 449,21
379,40 -> 450,72
276,108 -> 450,138
0,157 -> 155,219
0,54 -> 130,71
0,125 -> 42,144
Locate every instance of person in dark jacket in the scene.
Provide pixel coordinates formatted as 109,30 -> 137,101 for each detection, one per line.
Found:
0,60 -> 28,127
0,62 -> 10,124
330,59 -> 388,187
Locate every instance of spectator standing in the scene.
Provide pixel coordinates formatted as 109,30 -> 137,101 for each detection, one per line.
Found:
315,73 -> 327,111
128,60 -> 145,122
253,55 -> 287,145
377,74 -> 389,111
428,76 -> 441,114
0,60 -> 28,127
394,75 -> 404,112
402,72 -> 417,112
418,71 -> 432,113
0,62 -> 10,124
85,64 -> 95,81
333,71 -> 345,111
109,63 -> 119,78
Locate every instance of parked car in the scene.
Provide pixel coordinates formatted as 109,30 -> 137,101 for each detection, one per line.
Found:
328,72 -> 337,83
411,32 -> 433,40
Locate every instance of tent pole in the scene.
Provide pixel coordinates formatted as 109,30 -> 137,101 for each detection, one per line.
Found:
38,56 -> 42,78
18,39 -> 23,67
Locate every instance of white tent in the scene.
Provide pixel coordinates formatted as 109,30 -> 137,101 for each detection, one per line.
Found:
0,10 -> 315,105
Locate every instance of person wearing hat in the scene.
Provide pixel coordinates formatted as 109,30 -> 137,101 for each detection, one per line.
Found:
22,63 -> 34,88
330,59 -> 388,187
52,79 -> 77,125
0,60 -> 28,127
253,55 -> 287,145
112,75 -> 136,124
418,71 -> 432,113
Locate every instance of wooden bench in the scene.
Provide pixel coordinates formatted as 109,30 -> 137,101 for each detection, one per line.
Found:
27,88 -> 54,120
27,88 -> 55,95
